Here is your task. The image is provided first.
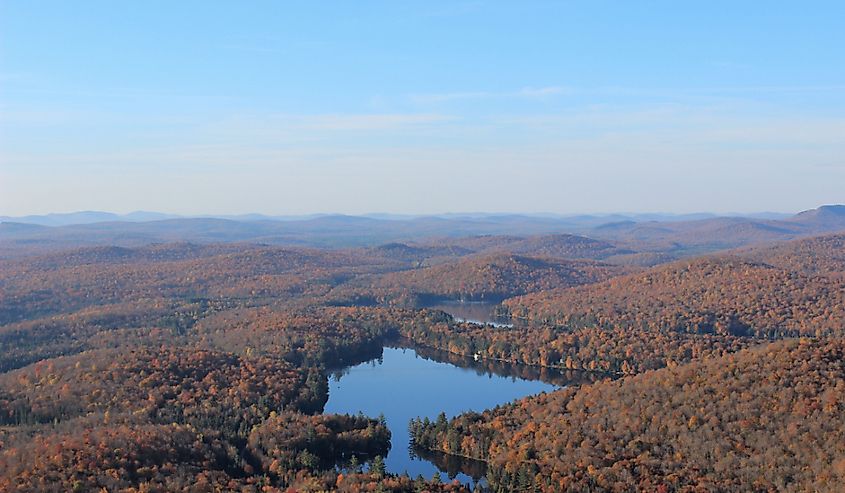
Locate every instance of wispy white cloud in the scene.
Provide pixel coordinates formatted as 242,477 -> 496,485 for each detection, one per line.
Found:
4,97 -> 845,216
567,84 -> 845,100
0,72 -> 30,83
293,113 -> 453,131
409,91 -> 495,104
409,86 -> 570,104
0,106 -> 90,126
683,84 -> 845,95
5,103 -> 843,169
190,113 -> 457,143
518,86 -> 570,97
419,1 -> 484,18
410,84 -> 845,106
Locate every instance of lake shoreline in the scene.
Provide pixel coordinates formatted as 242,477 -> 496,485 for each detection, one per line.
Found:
323,345 -> 560,482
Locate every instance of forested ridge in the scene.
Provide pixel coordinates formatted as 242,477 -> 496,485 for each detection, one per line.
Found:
1,229 -> 844,491
418,234 -> 632,262
0,244 -> 403,326
0,241 -> 483,491
506,256 -> 845,338
402,320 -> 754,375
410,339 -> 845,492
326,253 -> 629,307
741,232 -> 845,279
0,327 -> 470,492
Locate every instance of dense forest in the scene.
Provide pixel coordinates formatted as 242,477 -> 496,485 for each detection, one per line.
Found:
410,339 -> 845,492
1,221 -> 844,491
741,232 -> 845,280
506,256 -> 845,338
328,254 -> 629,307
418,234 -> 633,262
401,319 -> 754,375
4,0 -> 845,481
0,328 -> 471,491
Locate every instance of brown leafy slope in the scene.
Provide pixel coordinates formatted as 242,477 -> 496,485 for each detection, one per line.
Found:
0,340 -> 467,492
0,243 -> 399,325
0,242 -> 418,372
0,346 -> 337,491
0,423 -> 255,492
401,315 -> 753,375
5,234 -> 845,490
0,419 -> 458,493
192,305 -> 428,366
0,301 -> 421,377
416,233 -> 666,266
741,232 -> 845,280
330,253 -> 630,306
410,338 -> 845,492
0,347 -> 322,427
505,256 -> 845,338
364,242 -> 473,265
475,234 -> 632,260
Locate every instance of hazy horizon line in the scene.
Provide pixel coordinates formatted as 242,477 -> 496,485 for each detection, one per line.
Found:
4,206 -> 833,220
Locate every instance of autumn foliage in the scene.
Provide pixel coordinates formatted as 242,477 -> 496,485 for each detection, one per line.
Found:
412,339 -> 845,492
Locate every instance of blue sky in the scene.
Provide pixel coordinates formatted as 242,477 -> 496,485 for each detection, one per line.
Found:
1,1 -> 843,215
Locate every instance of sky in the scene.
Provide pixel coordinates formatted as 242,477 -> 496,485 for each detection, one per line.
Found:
1,1 -> 844,216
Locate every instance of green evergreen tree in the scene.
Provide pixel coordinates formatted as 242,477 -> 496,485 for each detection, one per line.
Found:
371,455 -> 386,478
415,474 -> 427,492
348,454 -> 361,473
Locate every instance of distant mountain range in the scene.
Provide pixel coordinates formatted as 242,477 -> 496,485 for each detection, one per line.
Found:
1,205 -> 843,258
0,210 -> 793,228
0,210 -> 326,227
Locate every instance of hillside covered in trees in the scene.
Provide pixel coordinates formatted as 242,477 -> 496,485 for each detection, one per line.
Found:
506,256 -> 845,338
741,232 -> 845,280
411,339 -> 845,492
5,0 -> 845,484
0,323 -> 471,492
329,254 -> 628,307
1,223 -> 845,491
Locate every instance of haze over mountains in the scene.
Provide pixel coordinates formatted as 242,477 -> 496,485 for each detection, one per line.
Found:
1,205 -> 843,259
0,210 -> 793,228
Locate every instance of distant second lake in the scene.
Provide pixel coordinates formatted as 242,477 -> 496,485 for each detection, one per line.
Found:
424,300 -> 513,327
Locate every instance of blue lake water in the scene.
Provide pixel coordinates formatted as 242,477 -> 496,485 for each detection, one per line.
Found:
323,345 -> 559,483
425,301 -> 513,327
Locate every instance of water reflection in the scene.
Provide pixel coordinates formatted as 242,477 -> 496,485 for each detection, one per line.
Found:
424,300 -> 513,327
323,344 -> 602,485
406,342 -> 605,388
410,446 -> 488,483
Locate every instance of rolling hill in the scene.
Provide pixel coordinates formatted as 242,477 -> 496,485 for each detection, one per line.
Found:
505,256 -> 845,338
410,338 -> 845,492
332,254 -> 629,306
742,232 -> 845,279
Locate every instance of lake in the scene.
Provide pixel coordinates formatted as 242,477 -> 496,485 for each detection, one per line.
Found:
324,345 -> 560,484
424,300 -> 513,327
